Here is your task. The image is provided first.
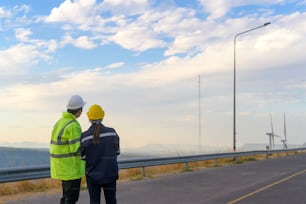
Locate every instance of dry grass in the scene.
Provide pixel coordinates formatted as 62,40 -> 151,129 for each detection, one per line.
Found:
0,179 -> 60,203
0,150 -> 303,202
119,168 -> 143,181
0,177 -> 87,203
0,179 -> 60,196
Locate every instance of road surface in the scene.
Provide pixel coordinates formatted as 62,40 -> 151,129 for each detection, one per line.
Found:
7,153 -> 306,203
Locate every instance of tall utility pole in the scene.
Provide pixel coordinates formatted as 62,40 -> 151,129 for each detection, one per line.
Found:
233,22 -> 271,152
198,74 -> 201,153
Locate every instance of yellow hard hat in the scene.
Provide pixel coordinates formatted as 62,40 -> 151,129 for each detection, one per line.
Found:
87,104 -> 105,120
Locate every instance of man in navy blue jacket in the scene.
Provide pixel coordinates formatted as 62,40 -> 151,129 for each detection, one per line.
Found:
81,104 -> 120,204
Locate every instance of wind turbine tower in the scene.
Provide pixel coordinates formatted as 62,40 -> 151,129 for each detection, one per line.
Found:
280,112 -> 288,149
266,112 -> 281,150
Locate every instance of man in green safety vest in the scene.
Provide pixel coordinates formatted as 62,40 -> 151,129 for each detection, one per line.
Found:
50,95 -> 86,204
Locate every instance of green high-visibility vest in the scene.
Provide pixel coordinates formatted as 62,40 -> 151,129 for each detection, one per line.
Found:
50,112 -> 85,180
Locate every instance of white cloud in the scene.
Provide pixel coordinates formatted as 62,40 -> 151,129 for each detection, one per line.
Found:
61,35 -> 97,49
13,26 -> 61,56
46,40 -> 58,52
45,0 -> 98,27
105,62 -> 124,69
0,7 -> 12,18
164,33 -> 202,56
0,44 -> 39,75
199,0 -> 286,20
199,0 -> 232,20
290,81 -> 306,89
108,7 -> 205,53
102,0 -> 150,15
150,8 -> 205,55
74,36 -> 97,49
109,25 -> 166,51
44,1 -> 205,53
0,35 -> 58,78
14,4 -> 31,14
15,28 -> 32,41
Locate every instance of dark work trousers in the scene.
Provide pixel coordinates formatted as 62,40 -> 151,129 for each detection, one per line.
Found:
86,177 -> 117,204
60,179 -> 81,204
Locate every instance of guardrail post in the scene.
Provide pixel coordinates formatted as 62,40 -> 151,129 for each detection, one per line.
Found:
185,162 -> 189,171
141,166 -> 146,177
266,146 -> 270,159
214,159 -> 218,167
266,150 -> 269,159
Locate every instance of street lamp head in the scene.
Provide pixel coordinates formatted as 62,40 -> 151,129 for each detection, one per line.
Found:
264,22 -> 271,26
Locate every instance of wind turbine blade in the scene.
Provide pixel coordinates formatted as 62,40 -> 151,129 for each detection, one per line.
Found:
272,134 -> 282,138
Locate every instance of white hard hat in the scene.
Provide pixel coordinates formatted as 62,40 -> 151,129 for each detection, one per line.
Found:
66,95 -> 86,110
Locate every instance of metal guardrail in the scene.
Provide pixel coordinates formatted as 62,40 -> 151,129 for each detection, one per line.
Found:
1,148 -> 305,183
0,165 -> 50,183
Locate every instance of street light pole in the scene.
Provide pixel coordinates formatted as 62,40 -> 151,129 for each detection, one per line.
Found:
233,22 -> 270,152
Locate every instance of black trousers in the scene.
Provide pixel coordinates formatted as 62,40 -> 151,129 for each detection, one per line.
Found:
60,179 -> 81,204
86,177 -> 117,204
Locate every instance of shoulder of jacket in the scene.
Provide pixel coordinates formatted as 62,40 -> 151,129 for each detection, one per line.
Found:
102,125 -> 115,132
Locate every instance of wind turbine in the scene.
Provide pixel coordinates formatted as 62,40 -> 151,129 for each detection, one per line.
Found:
280,112 -> 288,149
266,112 -> 281,150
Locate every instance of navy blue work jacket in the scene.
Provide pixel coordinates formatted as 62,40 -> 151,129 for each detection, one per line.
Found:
81,123 -> 120,184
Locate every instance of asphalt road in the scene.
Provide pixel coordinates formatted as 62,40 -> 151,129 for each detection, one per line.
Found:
7,153 -> 306,204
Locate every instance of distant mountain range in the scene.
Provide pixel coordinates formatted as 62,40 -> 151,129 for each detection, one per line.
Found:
0,142 -> 49,149
239,143 -> 304,151
124,143 -> 306,156
124,144 -> 232,156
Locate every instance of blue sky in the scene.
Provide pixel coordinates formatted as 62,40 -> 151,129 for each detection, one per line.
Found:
0,0 -> 306,152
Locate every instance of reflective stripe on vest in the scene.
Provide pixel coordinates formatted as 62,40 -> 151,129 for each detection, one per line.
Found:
50,120 -> 77,145
50,137 -> 80,145
50,150 -> 80,158
50,119 -> 80,158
